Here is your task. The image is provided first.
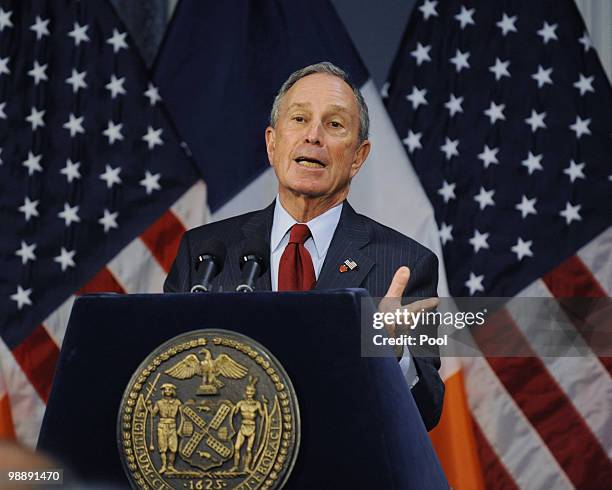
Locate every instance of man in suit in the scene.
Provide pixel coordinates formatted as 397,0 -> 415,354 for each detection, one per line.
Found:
164,62 -> 444,431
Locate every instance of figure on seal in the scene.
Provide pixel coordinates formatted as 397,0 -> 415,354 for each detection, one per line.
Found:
149,382 -> 182,474
230,376 -> 265,472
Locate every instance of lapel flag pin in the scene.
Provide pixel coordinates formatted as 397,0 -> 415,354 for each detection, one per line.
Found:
339,259 -> 358,272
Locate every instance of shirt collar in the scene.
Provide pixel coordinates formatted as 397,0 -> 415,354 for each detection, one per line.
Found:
270,196 -> 343,259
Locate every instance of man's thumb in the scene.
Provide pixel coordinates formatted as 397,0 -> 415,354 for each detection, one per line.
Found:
384,266 -> 411,298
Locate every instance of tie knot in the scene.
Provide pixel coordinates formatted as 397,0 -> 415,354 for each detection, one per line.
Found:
288,224 -> 311,245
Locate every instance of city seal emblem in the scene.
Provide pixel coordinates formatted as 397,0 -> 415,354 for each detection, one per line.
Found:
118,330 -> 300,490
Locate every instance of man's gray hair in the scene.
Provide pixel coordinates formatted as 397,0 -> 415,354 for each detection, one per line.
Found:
270,61 -> 370,144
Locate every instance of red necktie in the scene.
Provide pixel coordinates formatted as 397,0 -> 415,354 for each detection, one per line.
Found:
278,224 -> 316,291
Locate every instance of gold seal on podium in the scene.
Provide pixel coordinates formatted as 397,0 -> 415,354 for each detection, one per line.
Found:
118,330 -> 300,490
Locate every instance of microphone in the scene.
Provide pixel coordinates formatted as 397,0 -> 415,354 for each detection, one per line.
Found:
236,238 -> 269,292
190,239 -> 227,293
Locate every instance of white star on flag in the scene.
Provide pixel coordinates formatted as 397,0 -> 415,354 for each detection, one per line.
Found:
454,6 -> 475,29
402,130 -> 422,153
144,83 -> 162,105
537,21 -> 558,44
489,58 -> 510,81
449,49 -> 470,73
19,197 -> 39,221
30,15 -> 50,40
142,126 -> 164,150
515,195 -> 537,219
63,113 -> 85,137
419,0 -> 438,20
484,101 -> 505,124
0,56 -> 9,75
25,107 -> 45,130
107,28 -> 128,53
532,65 -> 553,88
438,180 -> 456,203
496,13 -> 518,36
578,31 -> 593,52
103,120 -> 124,144
478,144 -> 499,168
521,151 -> 544,175
10,285 -> 32,310
380,82 -> 389,99
99,164 -> 122,188
15,241 -> 37,265
67,22 -> 90,46
28,60 -> 48,85
54,247 -> 76,271
560,202 -> 582,225
465,272 -> 484,295
569,116 -> 591,138
98,209 -> 119,233
511,238 -> 534,260
440,137 -> 459,160
66,69 -> 87,93
0,8 -> 13,32
525,110 -> 547,132
58,202 -> 81,226
0,102 -> 6,119
439,222 -> 453,245
406,86 -> 428,109
474,186 -> 495,210
563,160 -> 586,183
444,94 -> 464,117
411,43 -> 432,66
105,74 -> 127,98
469,229 -> 490,253
573,74 -> 594,96
60,159 -> 81,183
140,171 -> 162,194
22,151 -> 42,175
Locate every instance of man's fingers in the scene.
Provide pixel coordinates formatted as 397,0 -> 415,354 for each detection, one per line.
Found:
384,266 -> 411,298
408,297 -> 440,313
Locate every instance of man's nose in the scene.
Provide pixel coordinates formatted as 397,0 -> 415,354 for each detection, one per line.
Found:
304,121 -> 323,145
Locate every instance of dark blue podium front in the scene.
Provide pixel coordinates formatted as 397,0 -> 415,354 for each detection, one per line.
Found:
38,289 -> 447,489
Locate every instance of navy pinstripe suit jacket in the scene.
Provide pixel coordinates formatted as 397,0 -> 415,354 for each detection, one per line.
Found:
164,201 -> 444,430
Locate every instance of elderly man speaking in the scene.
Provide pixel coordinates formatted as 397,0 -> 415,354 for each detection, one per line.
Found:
164,62 -> 444,431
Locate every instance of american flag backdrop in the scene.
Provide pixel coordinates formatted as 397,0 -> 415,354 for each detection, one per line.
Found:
384,0 -> 612,488
0,0 -> 207,445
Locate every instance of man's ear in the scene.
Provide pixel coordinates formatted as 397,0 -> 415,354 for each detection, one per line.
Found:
350,139 -> 371,178
265,126 -> 275,166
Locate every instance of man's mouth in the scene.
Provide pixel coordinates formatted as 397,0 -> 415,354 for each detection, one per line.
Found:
294,157 -> 326,168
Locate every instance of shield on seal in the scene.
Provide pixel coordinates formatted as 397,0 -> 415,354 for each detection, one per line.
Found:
178,398 -> 236,471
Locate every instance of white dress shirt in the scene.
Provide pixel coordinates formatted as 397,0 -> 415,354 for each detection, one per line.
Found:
270,196 -> 343,291
269,196 -> 418,388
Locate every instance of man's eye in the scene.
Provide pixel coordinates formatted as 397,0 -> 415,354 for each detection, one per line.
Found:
293,116 -> 305,122
330,121 -> 343,128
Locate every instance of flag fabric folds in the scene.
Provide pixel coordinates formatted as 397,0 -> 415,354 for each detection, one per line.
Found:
385,0 -> 612,488
0,0 -> 205,445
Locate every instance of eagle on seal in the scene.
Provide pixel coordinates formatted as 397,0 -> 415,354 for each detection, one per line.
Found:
165,348 -> 248,395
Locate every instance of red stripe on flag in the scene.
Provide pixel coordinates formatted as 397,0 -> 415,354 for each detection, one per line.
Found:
11,326 -> 59,404
0,393 -> 16,439
78,267 -> 125,295
481,309 -> 612,489
543,255 -> 606,297
140,210 -> 185,272
471,416 -> 519,490
543,255 -> 612,375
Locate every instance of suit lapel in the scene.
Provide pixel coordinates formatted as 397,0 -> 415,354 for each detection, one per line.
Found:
315,202 -> 374,290
232,202 -> 274,291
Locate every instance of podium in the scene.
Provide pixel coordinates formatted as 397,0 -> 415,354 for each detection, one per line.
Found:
38,290 -> 448,489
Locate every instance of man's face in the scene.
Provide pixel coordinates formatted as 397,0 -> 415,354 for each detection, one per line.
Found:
265,73 -> 370,202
